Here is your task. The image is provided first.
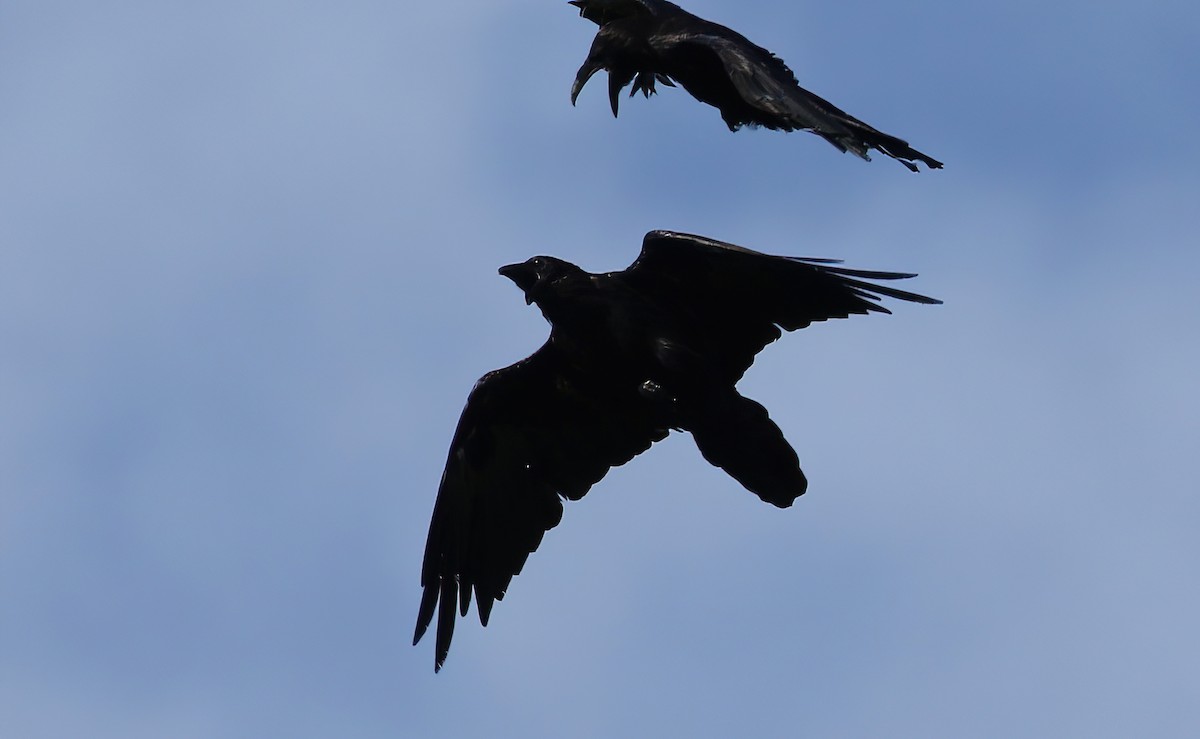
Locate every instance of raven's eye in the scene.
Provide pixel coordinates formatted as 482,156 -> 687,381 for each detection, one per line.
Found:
531,258 -> 544,268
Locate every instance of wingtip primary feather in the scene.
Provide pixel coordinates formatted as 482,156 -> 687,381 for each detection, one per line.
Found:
846,278 -> 942,307
434,578 -> 456,672
459,585 -> 472,618
413,583 -> 438,646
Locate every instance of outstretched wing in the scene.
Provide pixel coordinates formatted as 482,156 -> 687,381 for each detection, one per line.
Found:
670,33 -> 857,133
569,0 -> 681,26
414,343 -> 668,671
619,230 -> 941,383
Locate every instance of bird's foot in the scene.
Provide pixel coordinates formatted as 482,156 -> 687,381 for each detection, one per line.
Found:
628,72 -> 674,99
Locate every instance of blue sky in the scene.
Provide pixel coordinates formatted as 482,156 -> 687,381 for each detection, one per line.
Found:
2,1 -> 1198,736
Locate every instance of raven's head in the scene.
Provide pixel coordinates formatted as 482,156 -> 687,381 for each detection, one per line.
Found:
499,256 -> 581,307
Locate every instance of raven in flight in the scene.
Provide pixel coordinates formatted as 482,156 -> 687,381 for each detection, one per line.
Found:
414,230 -> 940,671
568,0 -> 943,171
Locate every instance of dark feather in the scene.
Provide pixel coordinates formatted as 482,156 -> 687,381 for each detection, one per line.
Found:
415,345 -> 667,671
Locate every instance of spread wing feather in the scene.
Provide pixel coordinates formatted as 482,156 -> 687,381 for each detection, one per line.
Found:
620,230 -> 941,383
414,343 -> 668,671
570,0 -> 682,26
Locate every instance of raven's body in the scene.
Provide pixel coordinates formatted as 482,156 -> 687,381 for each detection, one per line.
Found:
414,230 -> 940,671
569,0 -> 943,171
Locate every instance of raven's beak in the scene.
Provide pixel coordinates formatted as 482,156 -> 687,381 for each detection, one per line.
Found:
499,262 -> 537,304
567,0 -> 584,9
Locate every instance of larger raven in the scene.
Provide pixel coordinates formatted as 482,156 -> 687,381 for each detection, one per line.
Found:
414,230 -> 940,671
568,0 -> 943,171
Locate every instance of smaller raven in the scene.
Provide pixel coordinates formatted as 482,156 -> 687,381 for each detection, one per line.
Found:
414,230 -> 941,671
568,0 -> 943,171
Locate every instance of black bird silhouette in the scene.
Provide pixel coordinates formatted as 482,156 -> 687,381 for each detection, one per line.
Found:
568,0 -> 942,171
414,230 -> 940,671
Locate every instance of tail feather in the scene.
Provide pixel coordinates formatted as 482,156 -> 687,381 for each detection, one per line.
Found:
854,127 -> 943,171
687,391 -> 807,507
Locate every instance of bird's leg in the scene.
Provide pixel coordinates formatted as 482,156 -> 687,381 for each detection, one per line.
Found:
638,379 -> 667,399
629,71 -> 657,98
629,73 -> 675,99
638,379 -> 680,426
